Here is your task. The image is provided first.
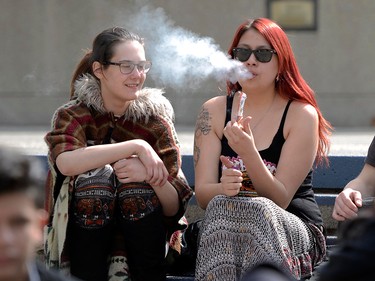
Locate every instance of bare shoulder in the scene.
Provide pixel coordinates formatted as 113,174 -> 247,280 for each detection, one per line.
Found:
284,101 -> 318,135
289,101 -> 318,122
196,95 -> 227,136
198,95 -> 227,123
201,95 -> 227,113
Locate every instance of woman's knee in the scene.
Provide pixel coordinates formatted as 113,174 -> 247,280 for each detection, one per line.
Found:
72,165 -> 116,228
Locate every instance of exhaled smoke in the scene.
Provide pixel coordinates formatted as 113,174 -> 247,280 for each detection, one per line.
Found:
126,5 -> 252,90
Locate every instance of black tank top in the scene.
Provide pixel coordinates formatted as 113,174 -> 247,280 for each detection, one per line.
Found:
219,95 -> 323,227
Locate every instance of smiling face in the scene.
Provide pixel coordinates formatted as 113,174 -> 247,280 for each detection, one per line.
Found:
0,193 -> 45,281
93,40 -> 147,114
236,28 -> 279,93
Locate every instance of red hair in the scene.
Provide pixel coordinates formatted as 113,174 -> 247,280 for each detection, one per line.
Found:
227,18 -> 332,166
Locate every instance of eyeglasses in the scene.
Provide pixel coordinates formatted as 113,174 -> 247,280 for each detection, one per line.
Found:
233,48 -> 277,63
104,60 -> 152,74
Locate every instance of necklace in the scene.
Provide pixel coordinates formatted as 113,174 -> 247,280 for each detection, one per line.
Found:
250,93 -> 277,131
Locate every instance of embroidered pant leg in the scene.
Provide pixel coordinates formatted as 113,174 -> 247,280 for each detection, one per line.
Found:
68,165 -> 116,281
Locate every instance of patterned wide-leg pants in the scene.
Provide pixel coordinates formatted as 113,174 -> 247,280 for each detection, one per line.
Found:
195,195 -> 326,281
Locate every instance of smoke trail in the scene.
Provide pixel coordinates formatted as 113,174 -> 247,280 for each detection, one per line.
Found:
126,5 -> 251,90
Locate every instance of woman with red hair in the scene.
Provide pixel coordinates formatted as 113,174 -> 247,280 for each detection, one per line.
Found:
193,18 -> 332,280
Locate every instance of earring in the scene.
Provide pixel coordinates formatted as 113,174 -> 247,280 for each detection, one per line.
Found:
275,74 -> 280,83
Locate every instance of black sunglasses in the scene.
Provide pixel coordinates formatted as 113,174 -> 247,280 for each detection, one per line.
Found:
233,48 -> 277,63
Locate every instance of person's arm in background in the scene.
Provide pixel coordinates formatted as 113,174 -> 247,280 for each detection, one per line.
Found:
333,136 -> 375,221
332,163 -> 375,221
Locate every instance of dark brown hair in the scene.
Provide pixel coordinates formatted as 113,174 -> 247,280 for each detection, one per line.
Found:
70,27 -> 144,98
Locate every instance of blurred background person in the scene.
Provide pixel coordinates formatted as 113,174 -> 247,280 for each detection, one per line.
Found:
0,147 -> 80,281
332,136 -> 375,221
317,136 -> 375,281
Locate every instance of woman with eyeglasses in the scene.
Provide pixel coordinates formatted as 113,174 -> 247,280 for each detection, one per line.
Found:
44,27 -> 193,281
194,18 -> 332,280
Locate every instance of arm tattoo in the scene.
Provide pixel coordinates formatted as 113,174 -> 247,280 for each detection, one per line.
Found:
194,106 -> 211,166
195,106 -> 211,136
193,143 -> 200,167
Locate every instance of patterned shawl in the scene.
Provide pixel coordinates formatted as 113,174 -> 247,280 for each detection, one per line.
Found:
43,74 -> 193,277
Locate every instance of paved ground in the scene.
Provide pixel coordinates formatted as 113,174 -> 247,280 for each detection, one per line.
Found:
0,125 -> 374,156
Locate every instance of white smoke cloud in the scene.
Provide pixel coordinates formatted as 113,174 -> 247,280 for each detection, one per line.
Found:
125,5 -> 251,90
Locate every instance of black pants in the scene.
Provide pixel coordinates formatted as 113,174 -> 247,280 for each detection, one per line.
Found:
120,209 -> 167,281
68,222 -> 113,281
68,210 -> 167,281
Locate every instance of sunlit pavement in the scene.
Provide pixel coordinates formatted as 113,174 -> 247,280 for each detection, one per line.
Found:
0,125 -> 374,156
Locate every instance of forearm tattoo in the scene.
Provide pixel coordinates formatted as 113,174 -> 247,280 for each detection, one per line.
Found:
194,106 -> 211,166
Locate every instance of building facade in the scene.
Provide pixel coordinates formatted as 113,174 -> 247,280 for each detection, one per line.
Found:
1,0 -> 374,127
